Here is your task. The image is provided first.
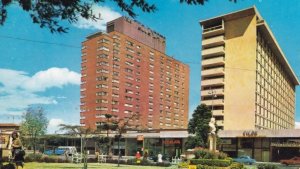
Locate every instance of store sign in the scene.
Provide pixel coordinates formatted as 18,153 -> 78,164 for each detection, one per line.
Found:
137,135 -> 144,141
163,139 -> 181,145
242,131 -> 258,137
271,142 -> 300,147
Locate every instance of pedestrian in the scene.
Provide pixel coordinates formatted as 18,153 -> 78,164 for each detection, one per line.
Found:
10,131 -> 25,169
135,151 -> 141,164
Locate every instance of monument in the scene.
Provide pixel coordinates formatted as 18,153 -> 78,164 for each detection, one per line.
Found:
208,117 -> 217,152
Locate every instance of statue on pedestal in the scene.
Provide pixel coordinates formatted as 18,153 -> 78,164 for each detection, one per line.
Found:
208,117 -> 217,152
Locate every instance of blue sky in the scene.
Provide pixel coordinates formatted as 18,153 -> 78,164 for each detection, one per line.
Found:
0,0 -> 300,133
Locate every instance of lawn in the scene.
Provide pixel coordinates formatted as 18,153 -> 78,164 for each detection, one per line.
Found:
21,162 -> 178,169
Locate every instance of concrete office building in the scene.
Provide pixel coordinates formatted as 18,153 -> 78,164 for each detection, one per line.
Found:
80,17 -> 189,130
200,7 -> 299,130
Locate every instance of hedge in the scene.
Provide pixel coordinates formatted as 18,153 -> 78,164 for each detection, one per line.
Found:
126,158 -> 171,167
190,159 -> 231,167
257,164 -> 279,169
197,162 -> 245,169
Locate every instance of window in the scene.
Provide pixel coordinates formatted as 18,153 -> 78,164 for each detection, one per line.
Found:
96,69 -> 109,74
96,99 -> 108,103
112,93 -> 119,97
124,103 -> 133,107
126,47 -> 134,53
96,91 -> 107,96
113,56 -> 120,61
112,86 -> 119,90
126,40 -> 134,46
125,89 -> 133,94
97,61 -> 109,66
96,84 -> 108,88
125,96 -> 133,101
113,64 -> 120,69
97,46 -> 109,51
125,82 -> 133,87
98,38 -> 110,43
125,75 -> 134,80
124,110 -> 132,114
96,107 -> 108,111
96,76 -> 108,81
125,61 -> 134,67
97,54 -> 108,59
112,100 -> 119,105
125,68 -> 133,73
112,79 -> 119,83
126,54 -> 134,60
113,71 -> 119,76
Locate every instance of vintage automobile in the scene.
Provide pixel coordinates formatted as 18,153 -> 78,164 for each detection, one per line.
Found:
280,156 -> 300,166
44,146 -> 77,156
233,155 -> 256,165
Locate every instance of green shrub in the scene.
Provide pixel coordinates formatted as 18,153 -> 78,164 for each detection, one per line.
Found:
217,152 -> 228,159
24,153 -> 43,162
257,164 -> 279,169
190,159 -> 231,167
127,158 -> 136,165
229,162 -> 245,169
197,164 -> 226,169
126,158 -> 170,167
156,161 -> 171,167
178,162 -> 189,168
194,148 -> 228,160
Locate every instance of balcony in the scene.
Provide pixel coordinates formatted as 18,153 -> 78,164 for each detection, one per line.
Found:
201,78 -> 224,87
201,88 -> 224,97
202,35 -> 225,48
202,56 -> 225,67
201,99 -> 224,106
202,24 -> 225,38
201,67 -> 225,77
216,120 -> 224,126
212,110 -> 224,116
202,46 -> 225,58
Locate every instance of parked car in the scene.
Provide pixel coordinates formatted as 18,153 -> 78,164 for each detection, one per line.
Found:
57,146 -> 77,156
44,148 -> 65,155
43,146 -> 76,156
280,156 -> 300,166
233,155 -> 256,165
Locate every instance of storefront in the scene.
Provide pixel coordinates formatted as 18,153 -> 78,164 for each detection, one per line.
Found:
219,129 -> 300,162
112,130 -> 188,158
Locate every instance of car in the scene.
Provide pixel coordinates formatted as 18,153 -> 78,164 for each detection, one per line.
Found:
44,148 -> 65,155
280,156 -> 300,166
233,155 -> 256,165
57,146 -> 77,156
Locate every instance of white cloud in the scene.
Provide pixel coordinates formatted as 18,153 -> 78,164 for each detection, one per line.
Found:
0,67 -> 80,118
295,122 -> 300,129
22,67 -> 80,92
73,5 -> 121,30
48,118 -> 65,134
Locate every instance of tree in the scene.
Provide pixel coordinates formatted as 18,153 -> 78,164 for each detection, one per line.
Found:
59,124 -> 95,169
97,113 -> 141,167
20,107 -> 49,154
0,0 -> 236,33
185,104 -> 212,149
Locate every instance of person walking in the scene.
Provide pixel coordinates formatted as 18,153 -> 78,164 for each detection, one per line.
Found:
11,131 -> 24,169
